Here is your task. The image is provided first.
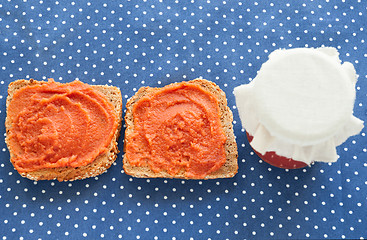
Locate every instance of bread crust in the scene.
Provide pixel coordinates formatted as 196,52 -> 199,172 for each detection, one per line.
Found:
5,79 -> 123,181
123,79 -> 238,179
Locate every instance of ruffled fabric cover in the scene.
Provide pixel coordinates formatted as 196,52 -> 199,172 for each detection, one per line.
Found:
234,48 -> 364,165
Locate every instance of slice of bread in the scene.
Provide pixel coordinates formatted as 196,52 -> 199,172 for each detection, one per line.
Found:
123,79 -> 238,179
5,79 -> 123,181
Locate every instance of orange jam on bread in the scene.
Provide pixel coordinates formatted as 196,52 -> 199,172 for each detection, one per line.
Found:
7,79 -> 118,172
126,82 -> 227,178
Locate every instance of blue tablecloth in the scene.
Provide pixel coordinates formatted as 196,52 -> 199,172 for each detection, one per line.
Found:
0,1 -> 366,239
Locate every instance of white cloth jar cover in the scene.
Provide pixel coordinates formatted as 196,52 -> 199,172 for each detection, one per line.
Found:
234,47 -> 364,165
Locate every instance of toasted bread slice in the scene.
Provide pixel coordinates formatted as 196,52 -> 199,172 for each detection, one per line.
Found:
5,79 -> 123,181
123,79 -> 238,179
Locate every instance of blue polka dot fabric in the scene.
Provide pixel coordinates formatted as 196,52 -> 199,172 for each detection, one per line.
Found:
0,1 -> 366,239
